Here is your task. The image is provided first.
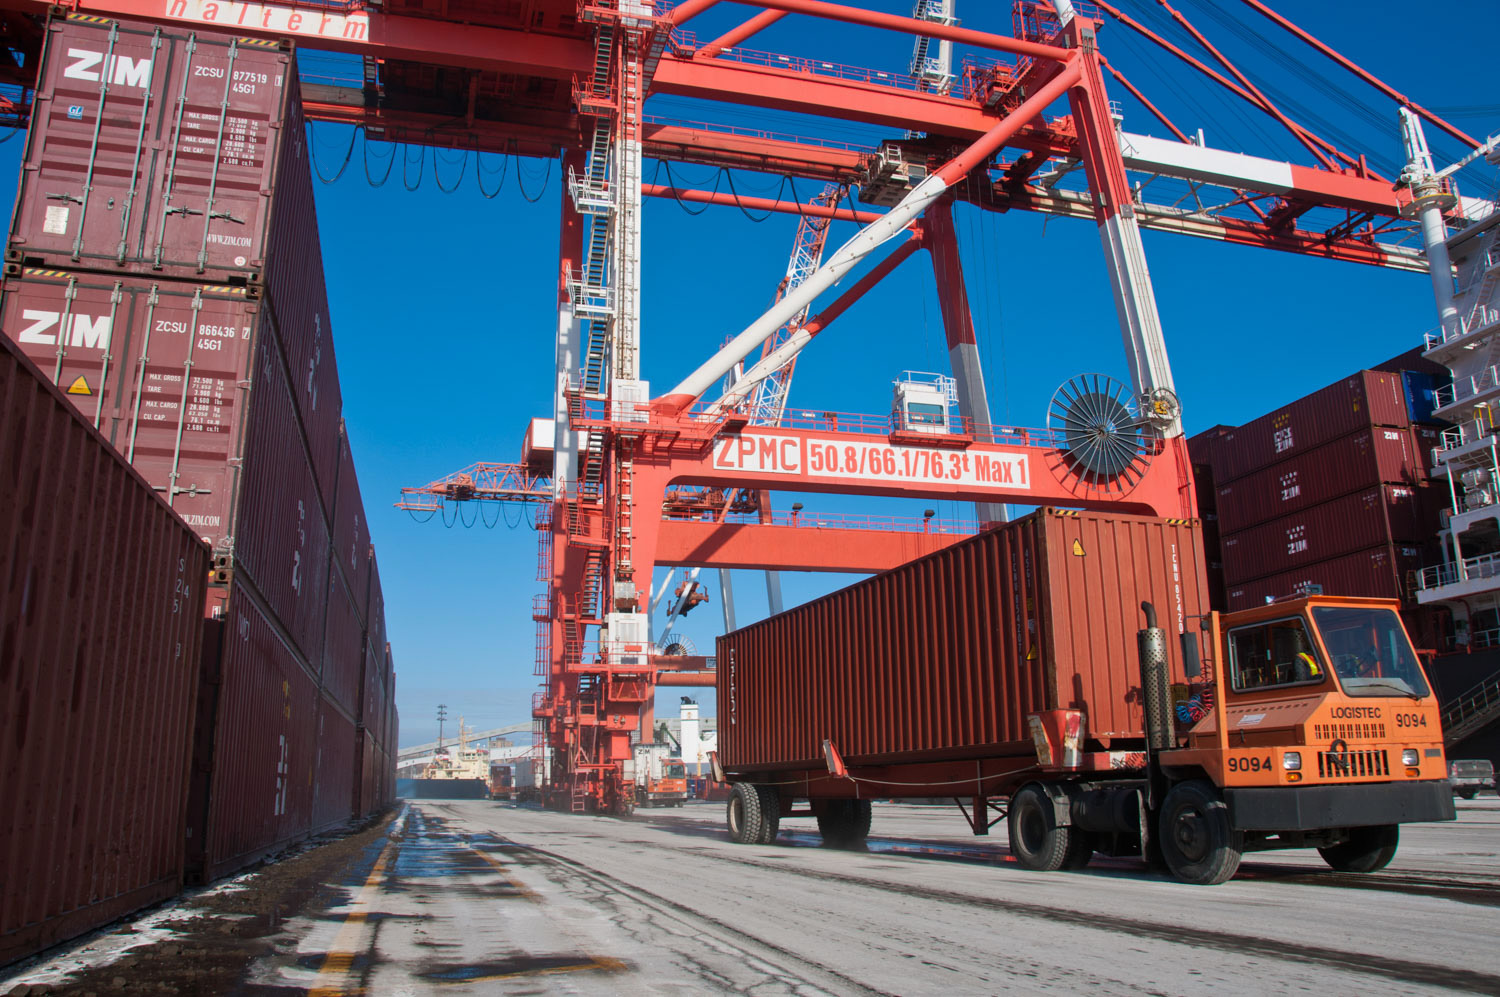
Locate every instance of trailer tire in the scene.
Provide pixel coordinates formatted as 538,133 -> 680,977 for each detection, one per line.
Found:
1158,780 -> 1242,886
1457,788 -> 1476,800
727,783 -> 765,844
1318,824 -> 1398,873
817,799 -> 872,848
1007,784 -> 1081,872
1062,832 -> 1095,870
755,785 -> 781,843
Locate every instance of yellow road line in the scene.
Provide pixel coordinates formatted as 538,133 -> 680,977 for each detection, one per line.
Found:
306,830 -> 400,997
469,847 -> 542,901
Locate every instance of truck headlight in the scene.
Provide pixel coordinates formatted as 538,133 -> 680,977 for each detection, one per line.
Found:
1402,749 -> 1420,766
1283,751 -> 1301,771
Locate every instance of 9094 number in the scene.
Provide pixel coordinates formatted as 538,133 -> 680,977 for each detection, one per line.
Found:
1227,755 -> 1273,773
1395,712 -> 1428,728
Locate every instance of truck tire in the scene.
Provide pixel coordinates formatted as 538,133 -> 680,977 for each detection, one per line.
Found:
1158,780 -> 1243,885
727,783 -> 765,844
1007,784 -> 1083,872
817,799 -> 872,848
1458,788 -> 1477,800
1318,824 -> 1398,873
755,785 -> 781,843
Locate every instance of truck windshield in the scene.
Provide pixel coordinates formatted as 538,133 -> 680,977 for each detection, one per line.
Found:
1311,606 -> 1430,699
666,763 -> 685,778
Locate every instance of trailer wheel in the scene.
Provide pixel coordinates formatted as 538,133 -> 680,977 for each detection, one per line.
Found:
727,783 -> 765,844
754,785 -> 781,843
1458,788 -> 1477,800
1158,780 -> 1243,885
1318,824 -> 1398,873
817,799 -> 872,848
1007,784 -> 1081,872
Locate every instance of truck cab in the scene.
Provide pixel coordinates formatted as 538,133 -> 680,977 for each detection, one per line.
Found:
633,743 -> 689,807
1152,596 -> 1453,882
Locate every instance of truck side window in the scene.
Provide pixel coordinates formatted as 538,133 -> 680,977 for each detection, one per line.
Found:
1227,617 -> 1325,692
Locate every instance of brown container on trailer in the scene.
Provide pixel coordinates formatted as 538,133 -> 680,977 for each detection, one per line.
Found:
1214,426 -> 1425,534
192,586 -> 319,882
1210,371 -> 1410,483
233,322 -> 330,662
355,730 -> 381,817
330,421 -> 370,621
311,692 -> 357,832
0,335 -> 208,966
1220,484 -> 1432,586
10,18 -> 292,284
717,509 -> 1208,774
1225,543 -> 1424,611
320,562 -> 363,717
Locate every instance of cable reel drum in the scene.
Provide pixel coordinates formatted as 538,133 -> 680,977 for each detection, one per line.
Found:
1046,374 -> 1175,489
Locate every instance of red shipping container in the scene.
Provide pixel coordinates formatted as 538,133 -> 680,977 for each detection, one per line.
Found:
234,326 -> 330,662
312,693 -> 357,833
320,564 -> 364,717
717,510 -> 1208,774
192,586 -> 319,882
1219,484 -> 1431,586
0,335 -> 209,966
367,549 -> 386,662
10,18 -> 293,284
1226,544 -> 1424,611
1214,427 -> 1424,533
1409,423 -> 1446,477
330,421 -> 370,621
358,638 -> 387,750
1210,371 -> 1409,483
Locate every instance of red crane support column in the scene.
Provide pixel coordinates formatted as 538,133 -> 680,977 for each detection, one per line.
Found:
925,198 -> 1006,524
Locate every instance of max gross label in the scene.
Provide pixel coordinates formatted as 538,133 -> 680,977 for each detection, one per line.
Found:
712,432 -> 1031,490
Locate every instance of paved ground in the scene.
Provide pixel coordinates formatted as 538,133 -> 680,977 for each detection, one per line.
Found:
266,796 -> 1500,995
7,797 -> 1498,995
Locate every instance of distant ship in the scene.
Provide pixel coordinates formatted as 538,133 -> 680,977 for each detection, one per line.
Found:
397,719 -> 491,800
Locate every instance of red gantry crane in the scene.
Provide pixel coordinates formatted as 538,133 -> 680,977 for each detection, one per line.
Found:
3,0 -> 1477,813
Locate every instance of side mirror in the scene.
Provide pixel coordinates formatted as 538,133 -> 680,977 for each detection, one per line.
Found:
1180,631 -> 1203,679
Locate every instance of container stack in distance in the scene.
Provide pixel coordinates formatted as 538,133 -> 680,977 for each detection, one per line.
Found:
1188,364 -> 1449,621
0,13 -> 397,890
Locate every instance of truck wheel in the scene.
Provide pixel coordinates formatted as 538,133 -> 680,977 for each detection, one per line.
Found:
754,785 -> 781,843
817,799 -> 872,848
1318,824 -> 1398,873
1158,781 -> 1243,886
1458,788 -> 1477,800
727,783 -> 765,844
1007,784 -> 1082,872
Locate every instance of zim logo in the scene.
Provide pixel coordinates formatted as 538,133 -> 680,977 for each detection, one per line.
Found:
16,309 -> 111,349
62,48 -> 152,89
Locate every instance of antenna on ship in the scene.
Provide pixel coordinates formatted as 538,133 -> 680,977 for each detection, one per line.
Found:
436,704 -> 449,749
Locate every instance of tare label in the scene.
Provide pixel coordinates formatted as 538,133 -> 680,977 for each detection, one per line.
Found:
712,433 -> 1031,489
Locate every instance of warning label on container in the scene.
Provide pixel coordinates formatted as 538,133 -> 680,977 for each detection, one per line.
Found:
67,375 -> 90,395
711,431 -> 1031,491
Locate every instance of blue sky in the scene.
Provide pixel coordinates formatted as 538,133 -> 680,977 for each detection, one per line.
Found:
8,2 -> 1497,747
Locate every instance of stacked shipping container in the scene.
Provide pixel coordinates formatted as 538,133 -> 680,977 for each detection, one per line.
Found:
1188,368 -> 1447,616
0,12 -> 397,922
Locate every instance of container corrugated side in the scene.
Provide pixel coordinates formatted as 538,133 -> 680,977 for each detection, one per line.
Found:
1213,427 -> 1425,534
0,335 -> 208,966
1210,371 -> 1410,483
717,510 -> 1206,773
1226,543 -> 1424,610
329,421 -> 370,621
193,586 -> 319,881
358,637 -> 387,749
311,692 -> 357,833
1220,484 -> 1433,586
366,549 -> 386,671
355,730 -> 379,818
320,566 -> 363,718
233,321 -> 330,663
7,18 -> 294,283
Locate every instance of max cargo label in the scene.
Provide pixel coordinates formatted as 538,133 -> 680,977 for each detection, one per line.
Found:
712,431 -> 1031,489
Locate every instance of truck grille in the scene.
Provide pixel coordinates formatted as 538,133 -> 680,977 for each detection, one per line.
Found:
1316,748 -> 1389,778
1312,722 -> 1387,741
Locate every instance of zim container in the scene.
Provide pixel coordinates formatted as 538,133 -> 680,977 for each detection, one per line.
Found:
1219,484 -> 1434,587
9,16 -> 295,284
1208,371 -> 1409,483
330,421 -> 370,622
190,585 -> 320,882
1225,543 -> 1424,611
0,334 -> 209,966
717,509 -> 1208,774
1213,426 -> 1425,534
320,562 -> 364,718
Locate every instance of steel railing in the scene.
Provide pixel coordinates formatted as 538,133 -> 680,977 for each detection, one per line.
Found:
1418,549 -> 1500,592
1441,670 -> 1500,745
1434,363 -> 1500,411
